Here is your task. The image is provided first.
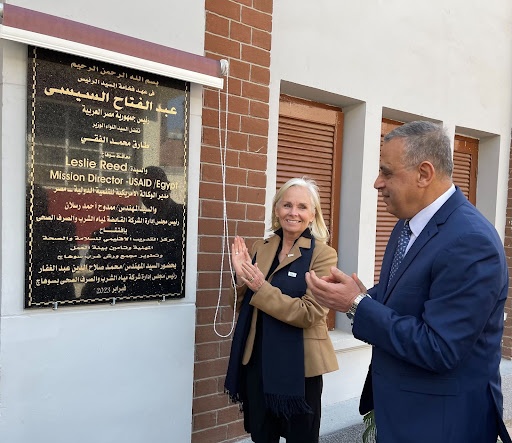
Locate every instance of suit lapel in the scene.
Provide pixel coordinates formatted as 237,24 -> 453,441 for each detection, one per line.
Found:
254,234 -> 310,281
382,187 -> 467,303
253,235 -> 279,279
383,222 -> 438,302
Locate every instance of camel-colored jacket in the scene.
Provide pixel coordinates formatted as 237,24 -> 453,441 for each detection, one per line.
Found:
231,234 -> 339,377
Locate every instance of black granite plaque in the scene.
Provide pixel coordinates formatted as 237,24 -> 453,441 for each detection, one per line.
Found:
25,46 -> 188,308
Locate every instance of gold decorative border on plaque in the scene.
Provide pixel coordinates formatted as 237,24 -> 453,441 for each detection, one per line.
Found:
25,46 -> 189,308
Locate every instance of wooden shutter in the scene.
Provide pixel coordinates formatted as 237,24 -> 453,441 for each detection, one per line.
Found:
453,135 -> 478,204
277,95 -> 343,329
374,119 -> 402,283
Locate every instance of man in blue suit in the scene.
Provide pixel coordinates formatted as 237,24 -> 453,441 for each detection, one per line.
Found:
306,121 -> 511,443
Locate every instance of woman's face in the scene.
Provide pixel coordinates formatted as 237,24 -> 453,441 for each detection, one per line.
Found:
275,185 -> 315,238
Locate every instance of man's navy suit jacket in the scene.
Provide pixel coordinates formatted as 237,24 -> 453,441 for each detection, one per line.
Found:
354,187 -> 511,443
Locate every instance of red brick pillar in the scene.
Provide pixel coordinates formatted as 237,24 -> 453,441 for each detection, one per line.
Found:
192,1 -> 273,442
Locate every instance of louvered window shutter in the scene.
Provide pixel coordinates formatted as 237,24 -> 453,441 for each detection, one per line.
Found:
374,119 -> 402,283
453,135 -> 478,204
277,95 -> 343,329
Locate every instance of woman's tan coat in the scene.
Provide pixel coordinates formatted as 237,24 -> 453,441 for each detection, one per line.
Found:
232,234 -> 339,377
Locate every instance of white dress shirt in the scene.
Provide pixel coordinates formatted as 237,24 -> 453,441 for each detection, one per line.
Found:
405,184 -> 456,255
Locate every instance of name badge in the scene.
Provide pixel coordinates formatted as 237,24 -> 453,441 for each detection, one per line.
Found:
288,271 -> 297,278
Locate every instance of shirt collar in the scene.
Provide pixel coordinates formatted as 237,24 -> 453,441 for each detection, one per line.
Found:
409,184 -> 455,239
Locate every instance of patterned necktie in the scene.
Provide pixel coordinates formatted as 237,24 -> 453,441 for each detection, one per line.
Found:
388,220 -> 411,285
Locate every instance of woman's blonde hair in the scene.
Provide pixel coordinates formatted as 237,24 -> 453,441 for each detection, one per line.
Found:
269,177 -> 330,243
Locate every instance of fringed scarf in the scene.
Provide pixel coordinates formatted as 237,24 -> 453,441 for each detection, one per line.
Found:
225,229 -> 314,418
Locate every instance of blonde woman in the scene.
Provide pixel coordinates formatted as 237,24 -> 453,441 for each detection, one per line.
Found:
225,177 -> 339,443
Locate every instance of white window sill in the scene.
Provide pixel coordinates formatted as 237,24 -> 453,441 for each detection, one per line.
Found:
329,329 -> 370,353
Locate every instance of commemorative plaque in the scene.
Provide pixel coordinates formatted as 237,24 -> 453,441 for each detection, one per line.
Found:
25,46 -> 188,308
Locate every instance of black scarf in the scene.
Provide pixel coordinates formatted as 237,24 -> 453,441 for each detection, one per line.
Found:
224,229 -> 314,418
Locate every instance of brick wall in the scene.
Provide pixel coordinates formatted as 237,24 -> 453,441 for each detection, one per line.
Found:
192,1 -> 273,442
503,139 -> 512,360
